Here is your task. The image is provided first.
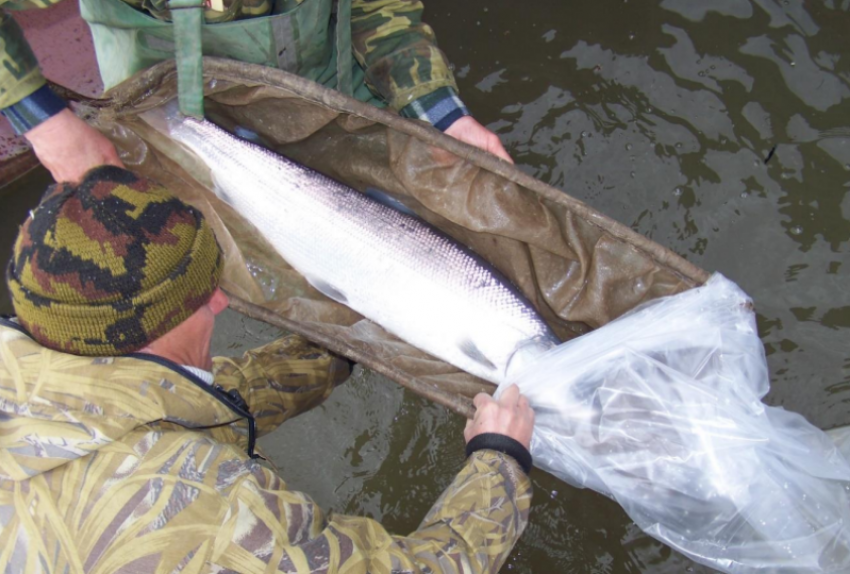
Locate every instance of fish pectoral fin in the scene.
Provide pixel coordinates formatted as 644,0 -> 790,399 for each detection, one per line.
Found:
212,182 -> 234,206
458,339 -> 497,371
309,277 -> 349,304
233,125 -> 262,143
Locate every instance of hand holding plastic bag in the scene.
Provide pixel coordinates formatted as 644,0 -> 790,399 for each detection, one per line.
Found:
502,275 -> 850,573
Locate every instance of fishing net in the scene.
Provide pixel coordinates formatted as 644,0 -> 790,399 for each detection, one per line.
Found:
56,58 -> 850,572
81,57 -> 707,412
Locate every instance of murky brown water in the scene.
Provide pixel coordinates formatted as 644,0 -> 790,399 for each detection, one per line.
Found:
0,167 -> 53,316
2,1 -> 849,571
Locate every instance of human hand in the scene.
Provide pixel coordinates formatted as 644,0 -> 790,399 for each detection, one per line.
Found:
444,115 -> 514,164
25,108 -> 123,183
464,384 -> 534,450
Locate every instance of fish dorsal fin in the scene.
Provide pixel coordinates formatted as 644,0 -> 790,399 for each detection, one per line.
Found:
458,339 -> 497,371
233,125 -> 262,143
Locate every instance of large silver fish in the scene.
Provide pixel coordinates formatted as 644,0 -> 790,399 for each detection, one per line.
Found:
142,106 -> 559,384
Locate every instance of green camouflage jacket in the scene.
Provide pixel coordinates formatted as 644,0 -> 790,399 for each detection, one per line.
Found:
0,0 -> 457,111
0,319 -> 532,573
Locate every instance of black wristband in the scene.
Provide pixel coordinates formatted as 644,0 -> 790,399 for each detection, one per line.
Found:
466,433 -> 533,475
1,84 -> 67,135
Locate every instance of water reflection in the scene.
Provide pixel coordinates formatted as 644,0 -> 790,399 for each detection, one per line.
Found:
433,0 -> 848,405
424,0 -> 850,571
0,168 -> 54,316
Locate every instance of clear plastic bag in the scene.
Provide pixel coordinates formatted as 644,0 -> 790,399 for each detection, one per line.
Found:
829,426 -> 850,462
502,274 -> 850,573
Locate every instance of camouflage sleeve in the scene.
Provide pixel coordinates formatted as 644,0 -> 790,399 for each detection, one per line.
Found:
352,450 -> 534,572
211,334 -> 350,437
217,449 -> 532,573
0,9 -> 44,109
350,0 -> 459,111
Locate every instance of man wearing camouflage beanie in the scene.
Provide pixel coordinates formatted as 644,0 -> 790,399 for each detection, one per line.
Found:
0,166 -> 535,573
7,165 -> 223,357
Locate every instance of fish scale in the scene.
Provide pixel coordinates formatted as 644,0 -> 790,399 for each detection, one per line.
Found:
150,109 -> 559,384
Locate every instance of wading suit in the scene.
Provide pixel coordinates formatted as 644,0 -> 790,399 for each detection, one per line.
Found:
0,317 -> 532,572
0,0 -> 465,123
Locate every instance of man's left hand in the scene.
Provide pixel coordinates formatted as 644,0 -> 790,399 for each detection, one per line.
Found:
464,384 -> 534,449
444,116 -> 514,164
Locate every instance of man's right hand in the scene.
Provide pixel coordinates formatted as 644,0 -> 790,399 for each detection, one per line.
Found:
464,384 -> 535,449
24,108 -> 123,183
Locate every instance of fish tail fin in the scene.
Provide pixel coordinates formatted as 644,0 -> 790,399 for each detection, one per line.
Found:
503,335 -> 560,388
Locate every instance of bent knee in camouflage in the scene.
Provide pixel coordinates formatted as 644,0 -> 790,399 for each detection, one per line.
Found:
212,334 -> 351,436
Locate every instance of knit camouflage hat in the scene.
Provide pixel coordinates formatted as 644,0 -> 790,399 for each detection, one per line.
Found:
6,166 -> 223,356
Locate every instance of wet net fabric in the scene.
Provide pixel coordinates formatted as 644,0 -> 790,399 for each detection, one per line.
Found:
502,274 -> 850,573
85,57 -> 706,401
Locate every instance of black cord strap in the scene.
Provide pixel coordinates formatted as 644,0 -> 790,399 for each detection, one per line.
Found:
466,433 -> 533,475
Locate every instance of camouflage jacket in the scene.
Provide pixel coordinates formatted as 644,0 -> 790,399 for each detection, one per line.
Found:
0,319 -> 532,573
0,0 -> 457,111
